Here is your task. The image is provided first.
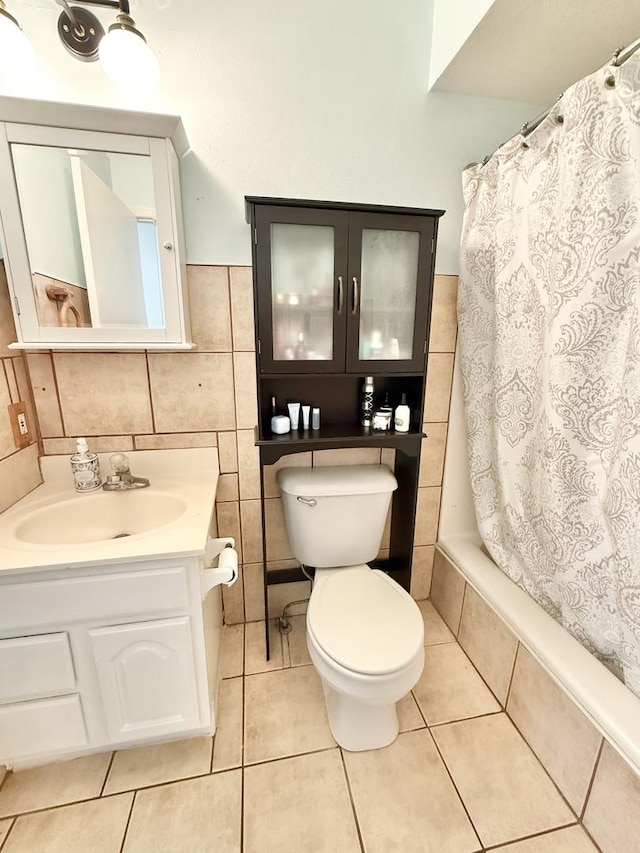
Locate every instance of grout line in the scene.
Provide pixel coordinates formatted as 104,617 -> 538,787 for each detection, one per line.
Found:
427,708 -> 504,730
426,724 -> 484,850
99,752 -> 116,797
242,745 -> 337,771
49,350 -> 67,440
240,687 -> 245,851
118,790 -> 137,853
0,817 -> 15,852
144,351 -> 157,435
338,749 -> 366,853
482,821 -> 580,851
580,738 -> 604,823
0,789 -> 142,822
504,641 -> 521,708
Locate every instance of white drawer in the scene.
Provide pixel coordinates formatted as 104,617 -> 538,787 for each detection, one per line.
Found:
0,694 -> 87,762
0,566 -> 189,631
0,633 -> 75,704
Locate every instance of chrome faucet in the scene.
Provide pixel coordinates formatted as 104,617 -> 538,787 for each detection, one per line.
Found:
102,453 -> 150,491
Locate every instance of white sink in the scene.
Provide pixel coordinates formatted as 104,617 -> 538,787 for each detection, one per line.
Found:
0,448 -> 219,572
14,490 -> 189,545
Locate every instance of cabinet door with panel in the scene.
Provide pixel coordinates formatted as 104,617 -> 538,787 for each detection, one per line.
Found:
253,204 -> 349,374
89,616 -> 200,744
345,211 -> 435,374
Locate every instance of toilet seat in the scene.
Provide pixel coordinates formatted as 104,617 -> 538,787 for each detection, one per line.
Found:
307,567 -> 424,676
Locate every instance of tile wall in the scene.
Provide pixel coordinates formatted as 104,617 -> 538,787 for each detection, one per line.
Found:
430,546 -> 640,851
0,263 -> 42,514
0,265 -> 458,623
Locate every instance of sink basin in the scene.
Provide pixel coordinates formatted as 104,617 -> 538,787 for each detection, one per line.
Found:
14,490 -> 189,546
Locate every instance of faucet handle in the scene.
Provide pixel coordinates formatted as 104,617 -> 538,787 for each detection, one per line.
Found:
110,452 -> 129,473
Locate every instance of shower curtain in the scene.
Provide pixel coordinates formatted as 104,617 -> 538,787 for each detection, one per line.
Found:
458,51 -> 640,693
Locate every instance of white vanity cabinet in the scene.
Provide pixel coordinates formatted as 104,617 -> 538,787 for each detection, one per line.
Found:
0,555 -> 220,767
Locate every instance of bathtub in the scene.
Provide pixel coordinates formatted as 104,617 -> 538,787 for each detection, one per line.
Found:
438,353 -> 640,778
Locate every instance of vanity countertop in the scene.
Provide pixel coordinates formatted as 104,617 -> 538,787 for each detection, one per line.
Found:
0,448 -> 219,575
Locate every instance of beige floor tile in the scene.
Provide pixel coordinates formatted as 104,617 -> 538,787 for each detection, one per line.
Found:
398,692 -> 426,732
344,729 -> 480,853
212,676 -> 243,772
122,771 -> 241,853
0,753 -> 112,818
244,750 -> 360,853
245,619 -> 285,673
419,599 -> 455,645
243,561 -> 266,622
583,741 -> 640,853
244,666 -> 334,764
459,585 -> 518,706
414,643 -> 500,725
492,824 -> 599,852
220,623 -> 244,679
507,646 -> 602,813
3,793 -> 132,853
432,713 -> 574,848
103,737 -> 212,795
285,614 -> 312,667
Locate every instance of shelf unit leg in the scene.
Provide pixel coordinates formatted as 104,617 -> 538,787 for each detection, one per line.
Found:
388,448 -> 420,592
259,459 -> 270,660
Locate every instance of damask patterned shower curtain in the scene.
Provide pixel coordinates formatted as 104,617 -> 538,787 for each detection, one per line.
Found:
458,51 -> 640,693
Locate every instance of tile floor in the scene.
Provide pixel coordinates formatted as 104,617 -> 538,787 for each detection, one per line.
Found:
0,603 -> 603,852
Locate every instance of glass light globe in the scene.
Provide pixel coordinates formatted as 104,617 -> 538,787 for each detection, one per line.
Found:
0,12 -> 38,83
99,27 -> 160,90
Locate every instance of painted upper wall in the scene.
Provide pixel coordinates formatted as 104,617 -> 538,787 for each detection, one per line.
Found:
0,0 -> 542,274
429,0 -> 495,88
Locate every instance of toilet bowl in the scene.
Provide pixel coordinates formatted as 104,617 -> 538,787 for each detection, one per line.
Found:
277,464 -> 425,751
306,565 -> 424,751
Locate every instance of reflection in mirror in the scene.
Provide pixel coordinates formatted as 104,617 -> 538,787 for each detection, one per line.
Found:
11,145 -> 164,330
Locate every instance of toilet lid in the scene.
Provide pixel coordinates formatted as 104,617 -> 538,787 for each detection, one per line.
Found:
307,568 -> 424,675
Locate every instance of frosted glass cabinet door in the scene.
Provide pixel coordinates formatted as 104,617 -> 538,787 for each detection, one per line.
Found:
254,206 -> 348,373
346,213 -> 435,372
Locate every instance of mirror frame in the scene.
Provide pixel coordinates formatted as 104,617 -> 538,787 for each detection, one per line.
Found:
0,96 -> 193,350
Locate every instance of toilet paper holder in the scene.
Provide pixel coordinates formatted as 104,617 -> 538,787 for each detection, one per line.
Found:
202,536 -> 239,596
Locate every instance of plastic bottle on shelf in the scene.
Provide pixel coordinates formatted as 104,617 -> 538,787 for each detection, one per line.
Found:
394,393 -> 410,433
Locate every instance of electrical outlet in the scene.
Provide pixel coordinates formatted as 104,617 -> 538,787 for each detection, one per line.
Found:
8,402 -> 32,450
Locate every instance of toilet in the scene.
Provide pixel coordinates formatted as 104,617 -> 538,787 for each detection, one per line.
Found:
277,464 -> 424,751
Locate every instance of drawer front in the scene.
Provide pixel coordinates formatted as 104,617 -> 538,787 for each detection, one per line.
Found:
0,566 -> 189,631
0,694 -> 87,762
0,633 -> 75,704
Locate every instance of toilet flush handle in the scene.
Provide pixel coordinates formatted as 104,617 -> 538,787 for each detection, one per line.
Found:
297,496 -> 317,508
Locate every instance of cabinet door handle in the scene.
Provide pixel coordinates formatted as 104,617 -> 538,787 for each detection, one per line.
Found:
352,276 -> 359,315
337,276 -> 344,314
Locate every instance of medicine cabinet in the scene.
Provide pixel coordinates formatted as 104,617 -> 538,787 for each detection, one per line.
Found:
0,96 -> 193,350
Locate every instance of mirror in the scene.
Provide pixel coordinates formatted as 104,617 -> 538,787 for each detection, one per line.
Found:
11,145 -> 163,331
0,96 -> 191,349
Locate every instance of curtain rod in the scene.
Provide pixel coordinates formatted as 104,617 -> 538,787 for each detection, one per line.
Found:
466,35 -> 640,170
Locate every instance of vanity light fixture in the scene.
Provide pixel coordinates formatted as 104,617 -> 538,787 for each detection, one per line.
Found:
56,0 -> 160,88
0,1 -> 38,82
0,0 -> 159,89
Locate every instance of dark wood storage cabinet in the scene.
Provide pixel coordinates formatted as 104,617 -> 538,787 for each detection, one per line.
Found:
246,197 -> 444,657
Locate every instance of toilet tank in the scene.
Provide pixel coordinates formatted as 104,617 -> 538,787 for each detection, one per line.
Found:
277,465 -> 397,568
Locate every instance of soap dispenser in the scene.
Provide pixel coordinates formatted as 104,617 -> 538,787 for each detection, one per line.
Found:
70,438 -> 102,492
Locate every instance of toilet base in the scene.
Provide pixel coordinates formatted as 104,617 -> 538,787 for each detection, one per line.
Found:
321,677 -> 399,751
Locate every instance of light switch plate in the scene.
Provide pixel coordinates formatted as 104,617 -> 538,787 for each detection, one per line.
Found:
8,401 -> 32,449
